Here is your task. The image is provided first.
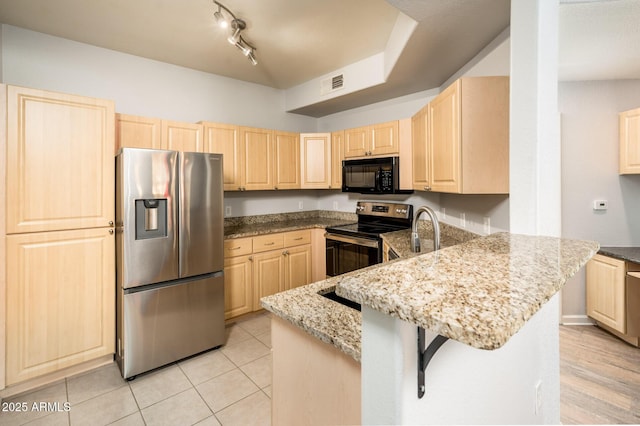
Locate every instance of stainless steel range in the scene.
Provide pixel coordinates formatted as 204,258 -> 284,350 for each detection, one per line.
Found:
325,201 -> 413,277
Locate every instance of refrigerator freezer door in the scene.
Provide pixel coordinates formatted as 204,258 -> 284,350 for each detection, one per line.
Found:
117,148 -> 179,288
179,152 -> 224,277
119,272 -> 225,379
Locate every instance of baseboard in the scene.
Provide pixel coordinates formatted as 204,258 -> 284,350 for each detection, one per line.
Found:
561,314 -> 594,326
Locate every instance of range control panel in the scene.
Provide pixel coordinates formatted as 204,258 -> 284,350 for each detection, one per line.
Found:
356,201 -> 413,220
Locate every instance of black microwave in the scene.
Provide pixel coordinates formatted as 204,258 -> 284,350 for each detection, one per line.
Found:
342,156 -> 411,194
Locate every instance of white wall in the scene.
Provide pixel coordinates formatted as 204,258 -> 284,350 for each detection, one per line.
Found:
0,25 -> 316,131
559,79 -> 640,321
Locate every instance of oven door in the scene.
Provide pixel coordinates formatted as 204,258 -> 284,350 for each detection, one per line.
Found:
325,232 -> 381,277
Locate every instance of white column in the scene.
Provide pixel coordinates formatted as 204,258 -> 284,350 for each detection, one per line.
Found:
509,1 -> 561,423
509,0 -> 561,237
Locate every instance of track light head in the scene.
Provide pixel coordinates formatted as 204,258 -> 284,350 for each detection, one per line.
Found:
213,1 -> 257,66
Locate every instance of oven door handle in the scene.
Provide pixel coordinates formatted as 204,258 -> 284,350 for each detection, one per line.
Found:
324,232 -> 380,249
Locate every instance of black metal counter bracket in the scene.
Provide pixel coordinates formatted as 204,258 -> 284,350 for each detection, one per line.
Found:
417,327 -> 449,398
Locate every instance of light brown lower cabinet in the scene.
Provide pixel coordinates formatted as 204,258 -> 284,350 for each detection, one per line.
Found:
586,253 -> 640,346
586,254 -> 626,333
224,230 -> 313,318
6,228 -> 115,385
271,316 -> 361,425
223,254 -> 253,320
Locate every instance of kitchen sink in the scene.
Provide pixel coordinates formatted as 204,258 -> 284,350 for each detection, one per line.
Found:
320,290 -> 361,311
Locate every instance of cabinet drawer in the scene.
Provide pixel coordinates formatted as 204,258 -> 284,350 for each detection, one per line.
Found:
284,230 -> 311,247
253,234 -> 284,253
224,238 -> 253,258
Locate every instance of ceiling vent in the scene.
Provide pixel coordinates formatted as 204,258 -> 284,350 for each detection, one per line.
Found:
321,74 -> 344,95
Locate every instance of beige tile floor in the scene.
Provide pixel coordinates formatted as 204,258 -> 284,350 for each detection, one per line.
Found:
0,312 -> 273,426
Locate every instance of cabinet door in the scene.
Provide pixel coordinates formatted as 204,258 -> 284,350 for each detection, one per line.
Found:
285,245 -> 312,290
241,127 -> 275,190
203,122 -> 244,191
429,80 -> 461,193
252,250 -> 285,310
370,121 -> 399,156
412,105 -> 430,190
6,228 -> 115,385
116,113 -> 161,151
161,120 -> 203,152
274,131 -> 300,190
6,86 -> 115,234
331,131 -> 344,189
224,255 -> 253,319
301,133 -> 331,189
619,107 -> 640,174
343,126 -> 369,158
586,254 -> 626,333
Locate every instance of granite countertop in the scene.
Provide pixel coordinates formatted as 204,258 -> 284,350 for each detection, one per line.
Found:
598,246 -> 640,264
382,222 -> 479,258
224,210 -> 356,239
337,233 -> 599,350
262,231 -> 597,360
260,220 -> 479,362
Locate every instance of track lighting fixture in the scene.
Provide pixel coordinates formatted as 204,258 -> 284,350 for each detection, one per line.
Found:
213,1 -> 258,66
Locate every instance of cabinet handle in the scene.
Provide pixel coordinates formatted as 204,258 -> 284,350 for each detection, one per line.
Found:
264,242 -> 275,246
424,186 -> 431,191
108,229 -> 114,235
274,186 -> 279,190
230,246 -> 241,250
293,237 -> 303,240
249,256 -> 253,261
283,250 -> 289,256
108,221 -> 114,226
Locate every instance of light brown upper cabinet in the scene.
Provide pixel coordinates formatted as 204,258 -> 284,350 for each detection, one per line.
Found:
116,113 -> 162,152
6,85 -> 115,234
301,133 -> 331,189
161,120 -> 203,152
428,77 -> 509,194
202,122 -> 243,191
343,121 -> 399,158
241,126 -> 275,190
412,104 -> 430,190
331,131 -> 344,189
619,107 -> 640,174
275,131 -> 301,190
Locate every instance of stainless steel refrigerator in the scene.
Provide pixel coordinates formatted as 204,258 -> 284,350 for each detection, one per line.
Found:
115,148 -> 225,379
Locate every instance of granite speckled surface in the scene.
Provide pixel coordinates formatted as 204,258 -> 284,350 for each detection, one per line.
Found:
382,222 -> 479,258
336,232 -> 599,350
598,247 -> 640,264
224,210 -> 356,239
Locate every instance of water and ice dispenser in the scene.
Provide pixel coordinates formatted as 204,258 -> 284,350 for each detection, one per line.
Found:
135,199 -> 167,239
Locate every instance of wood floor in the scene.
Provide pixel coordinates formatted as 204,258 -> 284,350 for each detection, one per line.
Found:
560,325 -> 640,424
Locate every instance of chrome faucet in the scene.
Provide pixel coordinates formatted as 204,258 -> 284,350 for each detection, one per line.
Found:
411,206 -> 440,253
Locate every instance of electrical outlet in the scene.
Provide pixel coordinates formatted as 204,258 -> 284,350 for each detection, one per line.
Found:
298,201 -> 304,210
483,217 -> 491,234
593,200 -> 608,211
333,201 -> 339,210
535,380 -> 543,415
225,206 -> 232,217
460,212 -> 466,228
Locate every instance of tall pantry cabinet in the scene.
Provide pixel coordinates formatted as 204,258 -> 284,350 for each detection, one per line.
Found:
2,85 -> 116,387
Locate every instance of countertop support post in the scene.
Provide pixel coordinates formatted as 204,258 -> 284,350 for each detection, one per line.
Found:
417,327 -> 448,398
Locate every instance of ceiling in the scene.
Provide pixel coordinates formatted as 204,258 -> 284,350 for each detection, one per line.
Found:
0,0 -> 638,117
